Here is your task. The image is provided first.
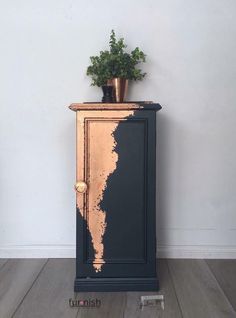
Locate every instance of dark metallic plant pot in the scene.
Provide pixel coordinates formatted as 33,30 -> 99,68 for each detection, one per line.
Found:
101,85 -> 114,103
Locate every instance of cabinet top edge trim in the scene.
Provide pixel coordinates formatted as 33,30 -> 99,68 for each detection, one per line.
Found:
69,102 -> 162,111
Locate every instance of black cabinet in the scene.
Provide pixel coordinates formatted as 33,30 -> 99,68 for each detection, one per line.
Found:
69,102 -> 162,292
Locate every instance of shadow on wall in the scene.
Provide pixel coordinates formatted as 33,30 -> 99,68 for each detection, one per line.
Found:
156,112 -> 184,248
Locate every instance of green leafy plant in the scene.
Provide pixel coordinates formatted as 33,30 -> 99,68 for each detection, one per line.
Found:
86,30 -> 146,87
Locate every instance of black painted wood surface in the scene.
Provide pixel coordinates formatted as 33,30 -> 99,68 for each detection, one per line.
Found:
72,103 -> 161,292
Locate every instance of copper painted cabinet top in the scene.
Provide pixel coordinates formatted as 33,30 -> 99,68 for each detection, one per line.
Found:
69,101 -> 161,292
69,101 -> 162,111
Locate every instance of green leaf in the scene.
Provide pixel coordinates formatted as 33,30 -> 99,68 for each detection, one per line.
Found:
86,30 -> 147,86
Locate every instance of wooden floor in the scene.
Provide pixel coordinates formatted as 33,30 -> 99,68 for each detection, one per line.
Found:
0,259 -> 235,318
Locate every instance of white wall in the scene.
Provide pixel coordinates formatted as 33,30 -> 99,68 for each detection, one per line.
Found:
1,0 -> 236,258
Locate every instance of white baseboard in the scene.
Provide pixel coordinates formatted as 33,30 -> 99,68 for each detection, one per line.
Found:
157,245 -> 236,259
0,245 -> 76,258
0,244 -> 236,259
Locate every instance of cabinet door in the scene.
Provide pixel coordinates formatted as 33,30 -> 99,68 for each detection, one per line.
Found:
76,109 -> 156,278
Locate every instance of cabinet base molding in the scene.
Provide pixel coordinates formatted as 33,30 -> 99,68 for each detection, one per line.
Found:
74,277 -> 159,292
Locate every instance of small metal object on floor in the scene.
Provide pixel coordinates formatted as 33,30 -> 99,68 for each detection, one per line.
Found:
140,295 -> 164,311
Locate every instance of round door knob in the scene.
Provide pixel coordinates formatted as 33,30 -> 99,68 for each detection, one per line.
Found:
74,181 -> 87,193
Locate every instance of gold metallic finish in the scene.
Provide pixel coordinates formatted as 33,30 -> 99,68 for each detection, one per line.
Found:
69,102 -> 154,111
75,110 -> 135,273
108,78 -> 128,103
87,120 -> 119,272
74,181 -> 87,193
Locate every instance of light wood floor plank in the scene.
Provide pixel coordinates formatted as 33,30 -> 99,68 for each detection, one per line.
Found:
13,259 -> 78,318
2,258 -> 235,318
76,292 -> 126,318
206,259 -> 236,311
0,259 -> 8,269
123,259 -> 182,318
168,259 -> 236,318
0,259 -> 47,318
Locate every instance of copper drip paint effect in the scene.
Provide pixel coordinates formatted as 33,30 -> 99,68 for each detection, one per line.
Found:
76,110 -> 134,272
88,121 -> 119,272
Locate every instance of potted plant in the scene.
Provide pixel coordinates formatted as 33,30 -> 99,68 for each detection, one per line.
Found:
86,30 -> 146,102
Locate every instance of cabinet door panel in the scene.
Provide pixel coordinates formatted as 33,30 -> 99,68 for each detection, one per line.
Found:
76,110 -> 156,278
